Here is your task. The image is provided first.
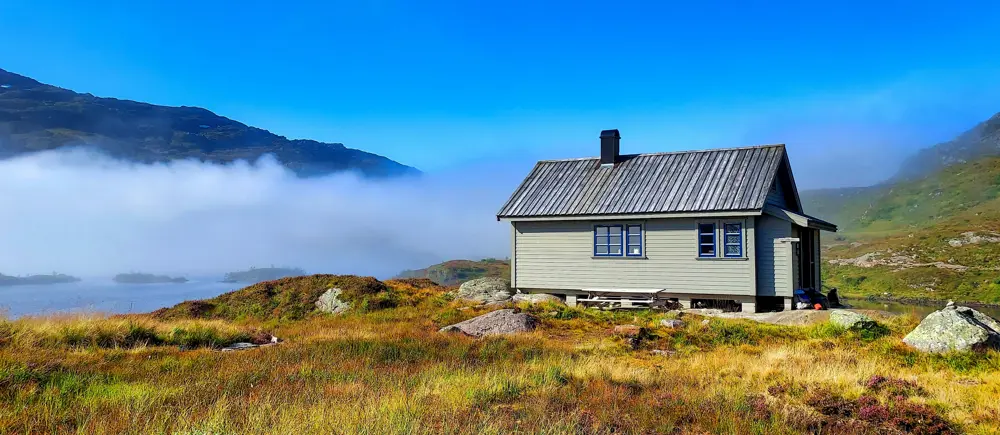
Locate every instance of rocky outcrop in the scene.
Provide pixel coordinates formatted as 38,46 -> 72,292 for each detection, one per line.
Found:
830,310 -> 878,330
439,309 -> 538,337
903,302 -> 1000,353
315,288 -> 350,314
828,251 -> 968,272
512,292 -> 563,305
947,231 -> 1000,247
456,277 -> 513,304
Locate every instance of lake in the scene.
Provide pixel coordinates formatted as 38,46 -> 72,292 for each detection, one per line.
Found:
4,282 -> 1000,321
844,298 -> 1000,320
0,278 -> 240,318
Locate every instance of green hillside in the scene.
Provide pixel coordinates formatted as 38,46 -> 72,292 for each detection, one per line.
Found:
394,259 -> 510,286
805,157 -> 1000,304
801,111 -> 1000,305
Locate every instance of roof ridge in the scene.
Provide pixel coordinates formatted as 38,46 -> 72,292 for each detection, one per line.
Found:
535,144 -> 785,163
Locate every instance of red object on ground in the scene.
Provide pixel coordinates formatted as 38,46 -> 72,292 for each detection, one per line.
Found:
813,303 -> 822,310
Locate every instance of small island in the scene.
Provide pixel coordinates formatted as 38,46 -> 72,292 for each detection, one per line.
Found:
113,273 -> 188,284
0,272 -> 81,286
221,266 -> 305,283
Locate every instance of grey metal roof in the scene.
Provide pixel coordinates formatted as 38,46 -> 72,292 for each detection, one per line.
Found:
497,144 -> 788,218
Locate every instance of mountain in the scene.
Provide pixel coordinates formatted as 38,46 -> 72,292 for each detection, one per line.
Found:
0,68 -> 417,177
893,112 -> 1000,182
799,112 -> 1000,305
394,259 -> 510,286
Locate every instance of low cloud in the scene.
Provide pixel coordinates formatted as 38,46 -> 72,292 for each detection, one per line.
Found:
0,148 -> 514,278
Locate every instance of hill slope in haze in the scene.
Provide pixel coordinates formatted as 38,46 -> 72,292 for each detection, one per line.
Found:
0,68 -> 417,177
395,259 -> 510,286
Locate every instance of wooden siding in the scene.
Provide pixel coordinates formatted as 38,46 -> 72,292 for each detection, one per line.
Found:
755,214 -> 792,297
513,217 -> 756,296
765,177 -> 787,208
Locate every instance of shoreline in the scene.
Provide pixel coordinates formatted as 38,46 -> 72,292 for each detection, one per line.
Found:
841,294 -> 1000,310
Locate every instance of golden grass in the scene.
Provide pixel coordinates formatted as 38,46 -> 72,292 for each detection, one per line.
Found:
1,292 -> 999,434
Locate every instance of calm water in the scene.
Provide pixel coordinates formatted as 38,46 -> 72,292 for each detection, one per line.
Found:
845,298 -> 1000,320
0,278 -> 239,318
4,282 -> 1000,321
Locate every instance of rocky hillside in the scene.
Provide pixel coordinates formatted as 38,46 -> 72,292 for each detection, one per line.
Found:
0,68 -> 417,177
394,259 -> 510,286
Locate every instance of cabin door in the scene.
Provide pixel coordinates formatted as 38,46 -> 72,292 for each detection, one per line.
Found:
798,229 -> 816,290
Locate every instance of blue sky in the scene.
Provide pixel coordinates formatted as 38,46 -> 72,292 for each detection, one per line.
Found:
2,1 -> 1000,187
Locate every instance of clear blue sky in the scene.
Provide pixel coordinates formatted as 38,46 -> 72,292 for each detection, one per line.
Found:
2,1 -> 1000,187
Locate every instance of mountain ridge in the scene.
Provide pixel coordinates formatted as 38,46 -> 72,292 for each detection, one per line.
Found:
0,68 -> 417,177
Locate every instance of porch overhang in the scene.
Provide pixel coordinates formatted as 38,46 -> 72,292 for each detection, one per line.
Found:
763,205 -> 838,232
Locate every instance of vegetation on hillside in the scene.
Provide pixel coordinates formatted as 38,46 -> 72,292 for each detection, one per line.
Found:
395,258 -> 511,286
1,276 -> 997,433
802,151 -> 1000,304
0,272 -> 80,286
221,266 -> 306,284
0,68 -> 416,177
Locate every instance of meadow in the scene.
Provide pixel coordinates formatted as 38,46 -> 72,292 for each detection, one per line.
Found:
1,277 -> 998,434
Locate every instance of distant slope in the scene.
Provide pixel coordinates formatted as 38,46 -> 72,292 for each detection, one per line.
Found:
893,112 -> 1000,182
803,157 -> 1000,236
395,259 -> 510,286
222,267 -> 306,284
0,68 -> 417,177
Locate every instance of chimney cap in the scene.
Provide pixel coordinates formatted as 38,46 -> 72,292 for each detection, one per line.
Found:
600,129 -> 620,138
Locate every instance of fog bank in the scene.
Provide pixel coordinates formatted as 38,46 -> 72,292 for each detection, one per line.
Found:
0,149 -> 514,278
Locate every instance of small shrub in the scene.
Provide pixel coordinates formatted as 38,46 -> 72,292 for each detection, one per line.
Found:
863,375 -> 924,397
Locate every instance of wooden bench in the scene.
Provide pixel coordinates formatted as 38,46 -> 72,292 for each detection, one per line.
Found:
577,288 -> 667,309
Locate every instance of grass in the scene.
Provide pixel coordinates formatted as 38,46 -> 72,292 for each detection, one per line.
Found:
1,278 -> 999,434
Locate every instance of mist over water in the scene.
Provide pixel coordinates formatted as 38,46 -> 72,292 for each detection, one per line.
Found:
0,148 -> 513,279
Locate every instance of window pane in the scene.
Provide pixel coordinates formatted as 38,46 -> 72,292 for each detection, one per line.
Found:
726,245 -> 741,256
628,235 -> 641,245
699,234 -> 714,244
596,226 -> 608,236
596,245 -> 609,255
699,224 -> 714,234
609,245 -> 622,255
610,235 -> 621,245
725,224 -> 740,234
629,246 -> 641,255
726,234 -> 740,244
596,236 -> 609,245
700,245 -> 715,255
628,225 -> 641,234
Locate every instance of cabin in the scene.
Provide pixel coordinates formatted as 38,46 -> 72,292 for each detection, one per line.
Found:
496,130 -> 837,312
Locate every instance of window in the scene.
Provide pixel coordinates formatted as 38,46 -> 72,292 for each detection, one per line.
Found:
698,223 -> 716,257
724,223 -> 743,257
594,225 -> 623,256
626,225 -> 642,256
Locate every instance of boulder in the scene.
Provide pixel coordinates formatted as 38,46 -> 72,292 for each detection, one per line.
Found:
512,292 -> 564,305
315,288 -> 350,314
439,309 -> 538,337
660,319 -> 685,329
456,277 -> 513,304
830,310 -> 877,330
903,303 -> 1000,353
